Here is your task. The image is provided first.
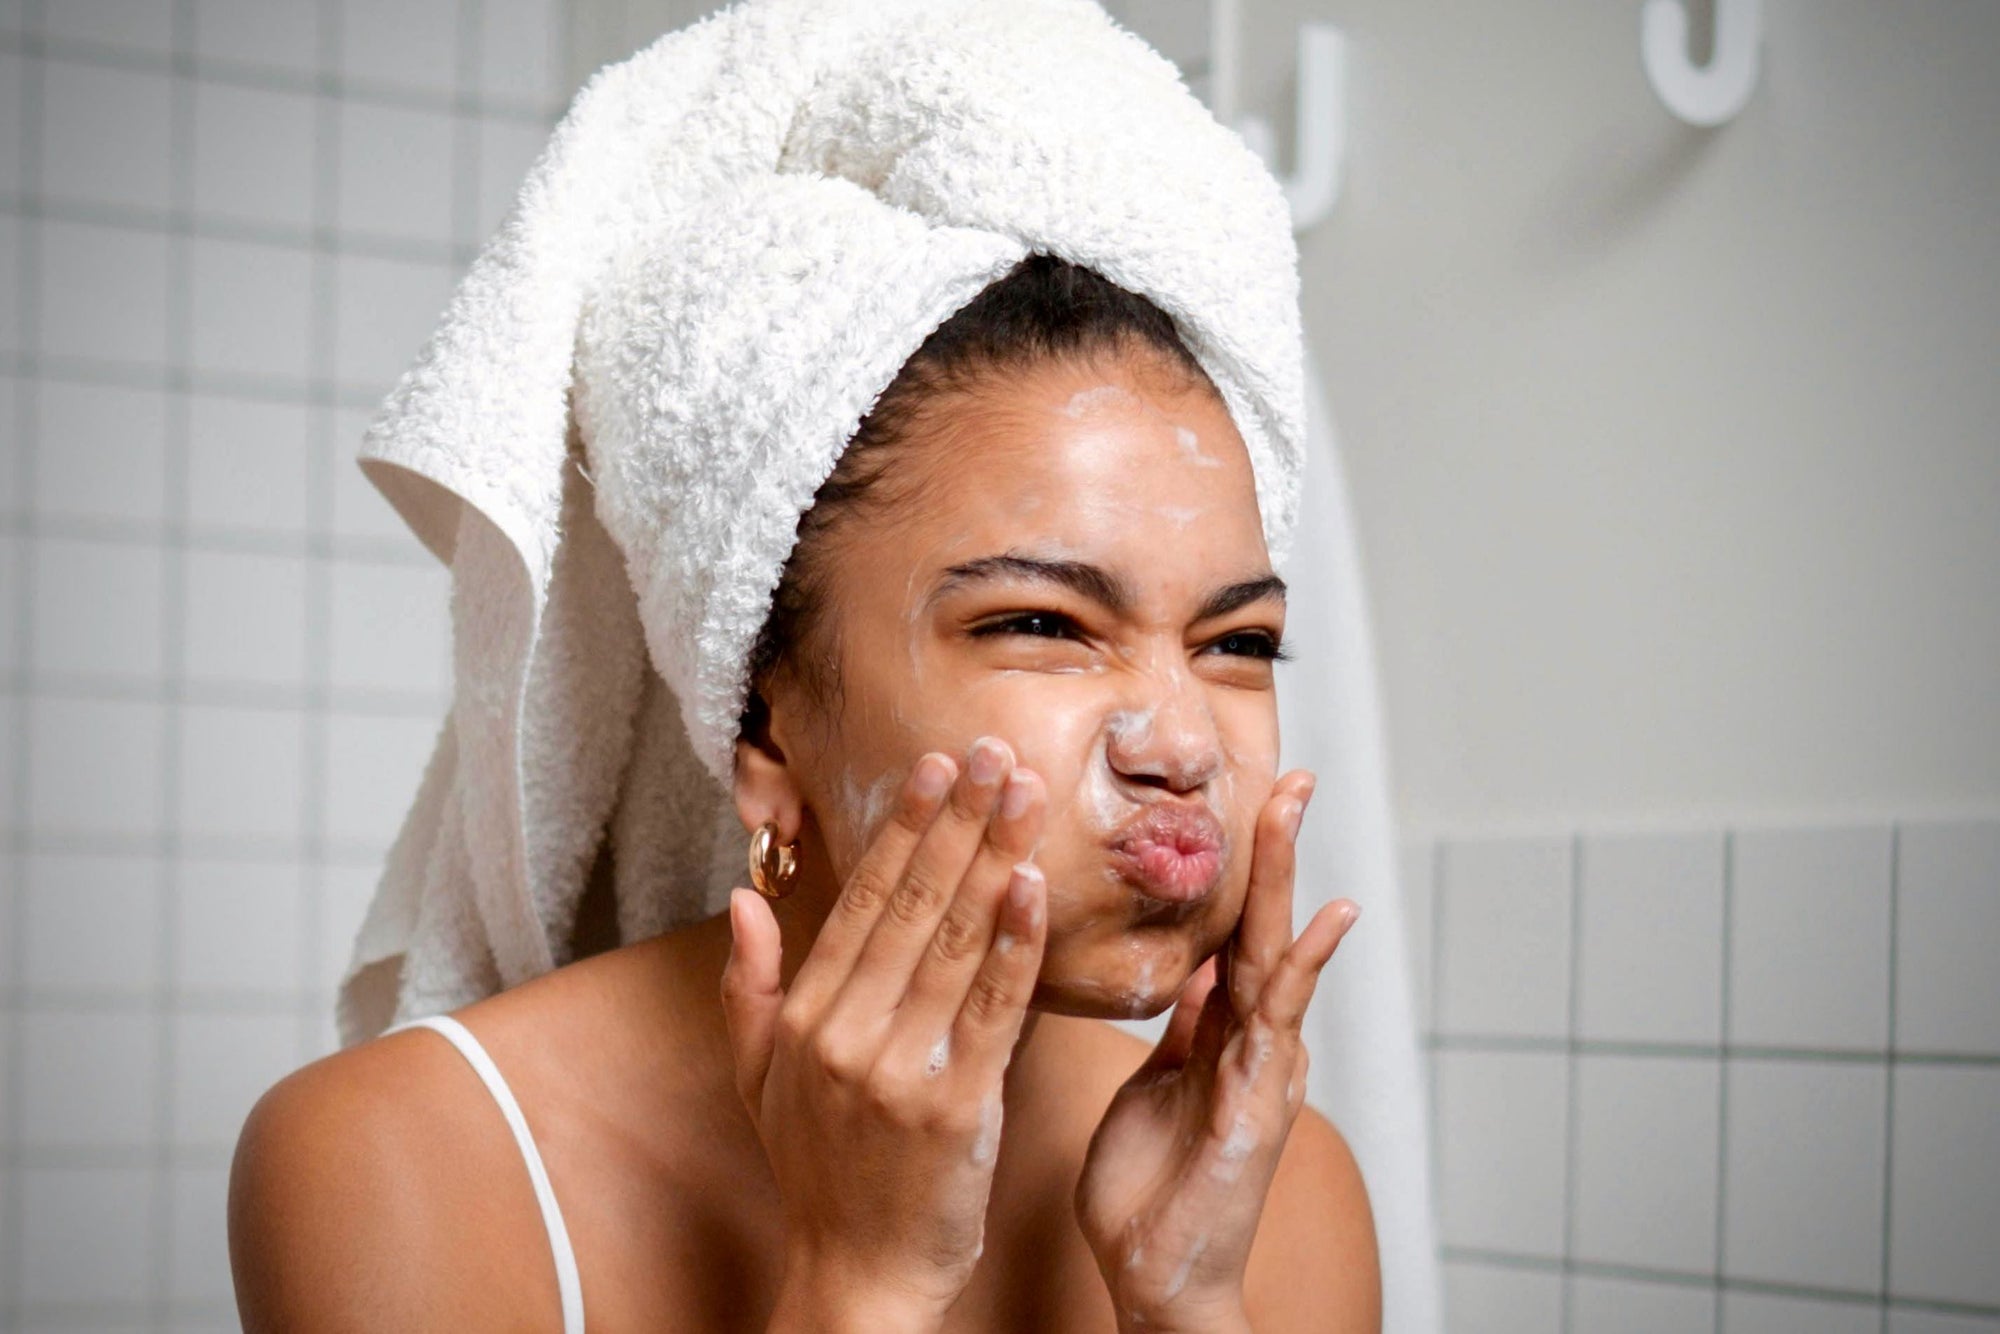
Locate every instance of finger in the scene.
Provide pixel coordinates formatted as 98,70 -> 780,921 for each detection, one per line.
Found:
837,735 -> 1017,1018
950,859 -> 1050,1079
718,888 -> 784,1118
1229,770 -> 1315,1020
1184,955 -> 1238,1078
784,751 -> 955,1012
1256,899 -> 1361,1034
891,765 -> 1047,1049
1129,953 -> 1218,1079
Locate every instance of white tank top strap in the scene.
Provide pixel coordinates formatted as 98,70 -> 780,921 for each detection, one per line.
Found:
385,1013 -> 586,1333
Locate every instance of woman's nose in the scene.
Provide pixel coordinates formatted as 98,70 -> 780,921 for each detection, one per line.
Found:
1103,673 -> 1224,793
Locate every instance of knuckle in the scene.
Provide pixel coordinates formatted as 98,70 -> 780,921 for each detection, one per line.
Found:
964,968 -> 1017,1025
886,869 -> 948,928
775,999 -> 813,1048
839,866 -> 895,920
929,901 -> 987,965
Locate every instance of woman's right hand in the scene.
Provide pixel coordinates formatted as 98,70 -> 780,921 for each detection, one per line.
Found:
720,736 -> 1050,1331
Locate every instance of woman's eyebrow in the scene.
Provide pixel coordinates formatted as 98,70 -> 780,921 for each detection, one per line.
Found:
927,551 -> 1285,621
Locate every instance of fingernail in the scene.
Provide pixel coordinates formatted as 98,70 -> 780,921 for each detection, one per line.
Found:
914,753 -> 952,799
969,736 -> 1007,785
1000,770 -> 1033,819
1282,799 -> 1305,840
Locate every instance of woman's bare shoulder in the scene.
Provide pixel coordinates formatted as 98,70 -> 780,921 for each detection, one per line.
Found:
228,1017 -> 568,1332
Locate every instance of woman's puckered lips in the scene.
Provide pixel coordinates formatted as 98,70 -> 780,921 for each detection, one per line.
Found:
1105,801 -> 1226,902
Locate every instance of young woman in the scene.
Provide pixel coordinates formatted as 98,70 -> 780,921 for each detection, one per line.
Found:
229,256 -> 1380,1332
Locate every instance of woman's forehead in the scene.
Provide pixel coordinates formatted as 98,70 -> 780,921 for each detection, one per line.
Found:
859,361 -> 1272,612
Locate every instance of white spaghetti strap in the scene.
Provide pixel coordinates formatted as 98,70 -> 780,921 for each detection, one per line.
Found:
385,1013 -> 585,1333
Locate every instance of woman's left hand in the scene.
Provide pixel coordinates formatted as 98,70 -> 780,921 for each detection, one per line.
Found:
1072,769 -> 1360,1334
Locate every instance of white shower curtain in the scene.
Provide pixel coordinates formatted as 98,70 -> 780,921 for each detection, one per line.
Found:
1279,355 -> 1443,1333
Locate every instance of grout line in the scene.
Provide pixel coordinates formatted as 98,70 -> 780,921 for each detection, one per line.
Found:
296,0 -> 347,1067
1420,1034 -> 2000,1067
0,9 -> 45,1330
0,27 -> 560,122
143,2 -> 198,1319
1878,822 -> 1901,1334
1714,827 -> 1734,1328
1425,833 -> 1446,1324
1440,1247 -> 2000,1320
1558,833 -> 1582,1334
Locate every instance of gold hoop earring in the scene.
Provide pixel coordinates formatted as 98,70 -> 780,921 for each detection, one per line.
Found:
748,821 -> 800,900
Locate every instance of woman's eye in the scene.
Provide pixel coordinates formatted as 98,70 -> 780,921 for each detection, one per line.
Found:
1209,630 -> 1289,661
972,612 -> 1080,641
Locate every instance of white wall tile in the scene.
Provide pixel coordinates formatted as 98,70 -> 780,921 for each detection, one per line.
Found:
1895,819 -> 2000,1055
182,549 -> 309,687
168,1164 -> 233,1305
22,851 -> 162,994
187,236 -> 315,383
1723,1059 -> 1886,1291
321,710 -> 443,848
40,58 -> 173,211
28,696 -> 165,837
30,536 -> 164,679
328,558 -> 450,695
21,1011 -> 159,1148
191,80 -> 317,230
337,100 -> 457,243
480,0 -> 564,106
1569,1276 -> 1715,1334
38,219 -> 172,366
42,1 -> 175,56
1400,837 -> 1436,1033
0,372 -> 20,511
18,1165 -> 157,1305
1434,836 -> 1571,1039
1889,1313 -> 2000,1334
1730,825 -> 1894,1051
0,214 -> 20,356
475,113 -> 550,240
194,0 -> 319,74
176,859 -> 307,995
1433,1050 -> 1568,1256
173,1011 -> 305,1148
334,252 -> 457,391
0,50 -> 23,196
176,702 -> 305,845
186,392 -> 313,536
1441,1260 -> 1561,1334
331,405 -> 424,545
0,533 -> 16,674
1721,1291 -> 1878,1334
1571,1054 -> 1720,1272
318,862 -> 380,993
1576,831 -> 1724,1044
341,0 -> 462,96
34,378 -> 170,523
1889,1065 -> 2000,1309
0,702 -> 16,835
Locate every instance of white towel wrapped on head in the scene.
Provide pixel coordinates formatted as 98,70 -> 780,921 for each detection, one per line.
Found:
333,0 -> 1439,1327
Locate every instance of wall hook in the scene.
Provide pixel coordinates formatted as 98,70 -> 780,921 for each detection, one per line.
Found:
1209,0 -> 1347,233
1642,0 -> 1763,127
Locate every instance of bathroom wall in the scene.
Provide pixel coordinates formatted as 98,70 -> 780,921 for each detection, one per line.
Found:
5,1 -> 1995,1332
1221,2 -> 1999,1331
0,2 -> 571,1328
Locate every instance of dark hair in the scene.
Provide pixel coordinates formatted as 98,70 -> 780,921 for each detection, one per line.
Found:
737,251 -> 1218,749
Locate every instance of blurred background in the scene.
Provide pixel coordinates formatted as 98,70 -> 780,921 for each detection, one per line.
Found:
1,1 -> 1994,1331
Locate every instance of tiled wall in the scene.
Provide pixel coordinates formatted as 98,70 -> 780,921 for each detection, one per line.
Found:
0,2 -> 569,1329
1401,818 -> 2000,1334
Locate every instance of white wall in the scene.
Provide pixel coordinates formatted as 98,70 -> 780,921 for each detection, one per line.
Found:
1237,0 -> 2000,838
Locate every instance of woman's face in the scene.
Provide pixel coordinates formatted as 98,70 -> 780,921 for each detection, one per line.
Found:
762,350 -> 1285,1020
